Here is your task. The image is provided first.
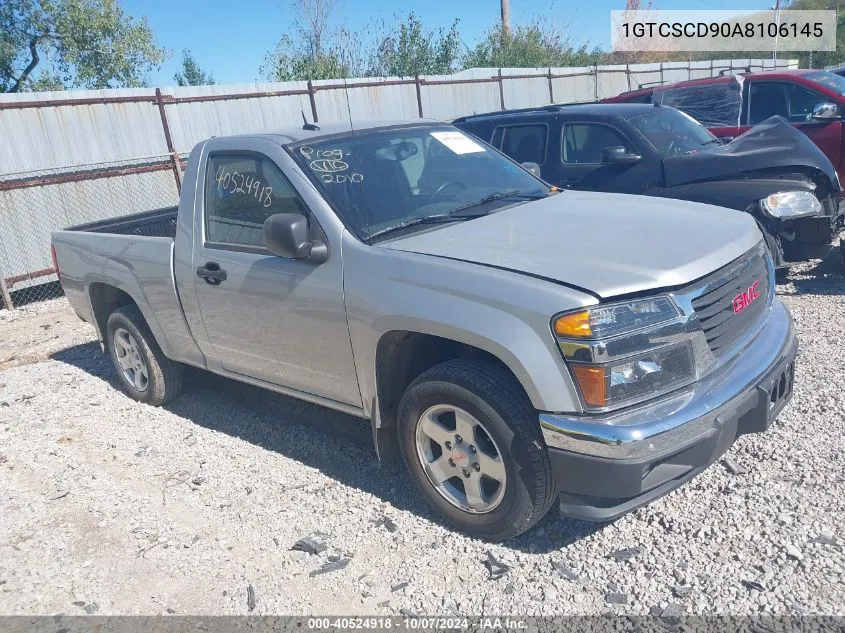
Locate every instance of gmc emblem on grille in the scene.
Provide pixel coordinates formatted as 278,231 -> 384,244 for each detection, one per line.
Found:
733,280 -> 761,314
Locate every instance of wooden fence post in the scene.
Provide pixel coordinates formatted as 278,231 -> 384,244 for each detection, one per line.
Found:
498,69 -> 506,110
547,68 -> 554,103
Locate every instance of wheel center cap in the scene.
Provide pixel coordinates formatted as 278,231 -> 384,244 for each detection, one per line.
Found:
451,445 -> 471,469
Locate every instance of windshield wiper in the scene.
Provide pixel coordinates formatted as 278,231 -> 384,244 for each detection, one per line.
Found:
366,190 -> 549,243
367,211 -> 489,242
445,189 -> 549,216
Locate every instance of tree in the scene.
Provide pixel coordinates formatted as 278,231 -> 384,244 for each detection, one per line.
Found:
174,49 -> 214,86
259,35 -> 350,81
464,18 -> 603,69
783,0 -> 845,68
1,0 -> 166,93
369,13 -> 462,77
260,0 -> 361,81
605,0 -> 668,65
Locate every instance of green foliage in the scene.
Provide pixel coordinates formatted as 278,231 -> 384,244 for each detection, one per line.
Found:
1,0 -> 166,92
784,0 -> 845,68
174,49 -> 214,86
369,13 -> 462,77
261,2 -> 604,82
259,34 -> 352,81
464,20 -> 604,69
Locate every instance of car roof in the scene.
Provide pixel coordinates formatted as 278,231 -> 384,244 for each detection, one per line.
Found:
454,102 -> 659,124
218,119 -> 443,144
609,68 -> 822,100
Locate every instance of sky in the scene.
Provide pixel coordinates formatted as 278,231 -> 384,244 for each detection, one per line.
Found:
122,0 -> 771,87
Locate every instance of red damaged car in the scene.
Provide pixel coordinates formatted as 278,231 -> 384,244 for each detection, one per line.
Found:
604,69 -> 845,186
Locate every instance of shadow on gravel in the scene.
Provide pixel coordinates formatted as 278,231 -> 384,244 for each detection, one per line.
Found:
51,341 -> 605,552
780,255 -> 845,297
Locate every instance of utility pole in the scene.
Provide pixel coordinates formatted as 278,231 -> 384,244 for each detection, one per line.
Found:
501,0 -> 511,36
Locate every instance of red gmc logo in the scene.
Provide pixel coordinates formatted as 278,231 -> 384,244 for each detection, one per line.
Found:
733,280 -> 761,314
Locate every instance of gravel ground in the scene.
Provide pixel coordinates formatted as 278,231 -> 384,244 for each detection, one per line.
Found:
0,260 -> 843,617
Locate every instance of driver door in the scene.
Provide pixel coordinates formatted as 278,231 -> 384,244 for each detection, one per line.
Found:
188,139 -> 361,407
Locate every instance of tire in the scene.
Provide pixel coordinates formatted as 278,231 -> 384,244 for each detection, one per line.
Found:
106,304 -> 183,406
396,359 -> 556,540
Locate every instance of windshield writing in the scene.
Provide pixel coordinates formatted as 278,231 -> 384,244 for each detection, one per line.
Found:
288,126 -> 549,241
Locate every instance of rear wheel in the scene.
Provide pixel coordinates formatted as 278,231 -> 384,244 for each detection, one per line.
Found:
397,359 -> 556,540
106,305 -> 183,406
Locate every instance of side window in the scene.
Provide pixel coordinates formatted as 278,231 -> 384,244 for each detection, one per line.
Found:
490,127 -> 504,148
748,83 -> 790,125
562,123 -> 632,164
497,125 -> 548,164
785,84 -> 829,122
205,154 -> 308,248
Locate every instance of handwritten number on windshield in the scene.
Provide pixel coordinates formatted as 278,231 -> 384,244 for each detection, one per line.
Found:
215,165 -> 273,208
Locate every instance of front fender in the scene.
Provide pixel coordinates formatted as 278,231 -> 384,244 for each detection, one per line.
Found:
342,234 -> 597,417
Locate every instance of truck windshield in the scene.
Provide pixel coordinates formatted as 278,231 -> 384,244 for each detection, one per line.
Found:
805,70 -> 845,95
287,125 -> 550,241
628,108 -> 719,156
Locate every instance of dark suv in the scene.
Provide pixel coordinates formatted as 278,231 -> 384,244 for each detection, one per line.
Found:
454,103 -> 843,268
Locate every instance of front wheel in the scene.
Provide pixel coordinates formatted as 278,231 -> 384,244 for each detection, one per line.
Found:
397,359 -> 557,540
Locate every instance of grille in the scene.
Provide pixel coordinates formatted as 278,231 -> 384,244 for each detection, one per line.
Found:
690,247 -> 770,356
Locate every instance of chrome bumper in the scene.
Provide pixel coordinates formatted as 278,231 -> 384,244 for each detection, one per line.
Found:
540,299 -> 796,460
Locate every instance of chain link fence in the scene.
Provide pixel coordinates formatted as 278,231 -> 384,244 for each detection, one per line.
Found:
0,157 -> 181,309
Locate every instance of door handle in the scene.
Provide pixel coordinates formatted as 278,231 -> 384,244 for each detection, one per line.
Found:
196,262 -> 227,285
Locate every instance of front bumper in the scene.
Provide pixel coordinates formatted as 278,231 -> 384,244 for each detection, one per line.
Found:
540,299 -> 797,521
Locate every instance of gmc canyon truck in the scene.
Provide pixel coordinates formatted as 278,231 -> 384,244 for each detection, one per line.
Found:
51,120 -> 797,540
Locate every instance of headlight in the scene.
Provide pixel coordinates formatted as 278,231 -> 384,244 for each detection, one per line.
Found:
553,297 -> 697,411
553,297 -> 679,339
761,191 -> 821,219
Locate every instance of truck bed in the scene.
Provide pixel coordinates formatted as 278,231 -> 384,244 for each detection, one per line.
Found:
68,206 -> 178,238
51,204 -> 202,367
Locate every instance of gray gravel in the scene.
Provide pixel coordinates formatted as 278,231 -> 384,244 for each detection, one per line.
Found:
0,259 -> 843,616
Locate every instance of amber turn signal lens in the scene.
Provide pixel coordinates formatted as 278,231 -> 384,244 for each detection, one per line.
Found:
571,365 -> 607,407
553,311 -> 592,338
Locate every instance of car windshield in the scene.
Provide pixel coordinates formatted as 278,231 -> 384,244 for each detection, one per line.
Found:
804,70 -> 845,95
287,124 -> 550,241
628,108 -> 719,156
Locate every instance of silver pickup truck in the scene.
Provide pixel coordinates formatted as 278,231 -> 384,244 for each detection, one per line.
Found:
52,119 -> 797,540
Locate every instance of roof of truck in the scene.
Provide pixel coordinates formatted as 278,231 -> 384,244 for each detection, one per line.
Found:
225,119 -> 442,143
604,68 -> 823,102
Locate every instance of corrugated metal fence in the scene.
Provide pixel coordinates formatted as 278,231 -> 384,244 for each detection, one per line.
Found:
0,57 -> 798,308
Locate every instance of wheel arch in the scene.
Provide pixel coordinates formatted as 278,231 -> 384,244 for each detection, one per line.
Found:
370,328 -> 546,460
89,282 -> 142,348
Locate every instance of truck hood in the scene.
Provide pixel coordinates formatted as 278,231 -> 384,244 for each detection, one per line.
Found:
663,116 -> 838,189
381,191 -> 761,299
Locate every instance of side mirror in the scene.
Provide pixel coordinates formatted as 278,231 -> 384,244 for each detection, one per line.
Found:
521,161 -> 542,177
812,102 -> 841,120
263,213 -> 328,263
601,146 -> 642,165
